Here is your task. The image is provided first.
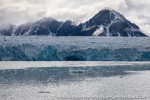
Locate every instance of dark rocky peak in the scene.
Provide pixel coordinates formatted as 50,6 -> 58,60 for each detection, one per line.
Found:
56,20 -> 78,36
14,17 -> 63,36
84,9 -> 129,27
81,9 -> 147,37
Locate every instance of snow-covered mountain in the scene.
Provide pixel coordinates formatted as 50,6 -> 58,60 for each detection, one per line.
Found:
0,9 -> 147,37
78,9 -> 146,37
13,17 -> 63,36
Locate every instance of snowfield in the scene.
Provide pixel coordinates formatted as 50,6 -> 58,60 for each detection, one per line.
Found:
0,36 -> 150,61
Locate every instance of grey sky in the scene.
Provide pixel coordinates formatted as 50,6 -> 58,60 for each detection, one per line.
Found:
0,0 -> 150,35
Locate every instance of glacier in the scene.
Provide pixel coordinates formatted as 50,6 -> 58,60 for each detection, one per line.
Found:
0,36 -> 150,61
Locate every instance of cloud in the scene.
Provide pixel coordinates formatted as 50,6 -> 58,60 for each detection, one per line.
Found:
0,0 -> 149,35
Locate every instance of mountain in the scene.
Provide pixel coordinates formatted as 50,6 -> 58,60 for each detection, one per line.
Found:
0,9 -> 147,37
76,9 -> 147,37
0,24 -> 15,36
13,17 -> 63,36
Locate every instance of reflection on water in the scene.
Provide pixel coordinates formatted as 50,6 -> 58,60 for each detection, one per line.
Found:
0,62 -> 150,100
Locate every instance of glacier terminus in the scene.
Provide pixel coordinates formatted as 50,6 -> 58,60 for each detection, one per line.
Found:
0,36 -> 150,61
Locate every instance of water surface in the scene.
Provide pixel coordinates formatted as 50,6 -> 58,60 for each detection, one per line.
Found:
0,61 -> 150,100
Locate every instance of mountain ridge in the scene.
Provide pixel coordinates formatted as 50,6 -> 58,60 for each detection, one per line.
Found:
0,9 -> 147,37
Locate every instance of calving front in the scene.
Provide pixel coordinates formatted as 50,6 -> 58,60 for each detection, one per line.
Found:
0,37 -> 150,61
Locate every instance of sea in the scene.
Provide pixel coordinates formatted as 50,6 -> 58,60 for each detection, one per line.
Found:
0,61 -> 150,100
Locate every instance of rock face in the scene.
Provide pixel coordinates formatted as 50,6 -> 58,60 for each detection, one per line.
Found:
0,9 -> 147,37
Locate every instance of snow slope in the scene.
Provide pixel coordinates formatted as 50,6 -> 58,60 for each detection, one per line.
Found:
0,36 -> 150,61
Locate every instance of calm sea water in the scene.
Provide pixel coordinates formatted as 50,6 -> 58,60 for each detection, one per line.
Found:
0,61 -> 150,100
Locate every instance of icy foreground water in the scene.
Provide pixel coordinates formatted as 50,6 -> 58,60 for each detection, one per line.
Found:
0,61 -> 150,100
1,37 -> 150,61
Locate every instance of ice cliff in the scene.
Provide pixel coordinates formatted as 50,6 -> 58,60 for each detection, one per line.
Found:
0,37 -> 150,61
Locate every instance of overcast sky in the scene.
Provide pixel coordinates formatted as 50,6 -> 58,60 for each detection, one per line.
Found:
0,0 -> 150,35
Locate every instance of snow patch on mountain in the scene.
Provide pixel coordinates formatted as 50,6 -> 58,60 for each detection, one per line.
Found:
93,26 -> 104,36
